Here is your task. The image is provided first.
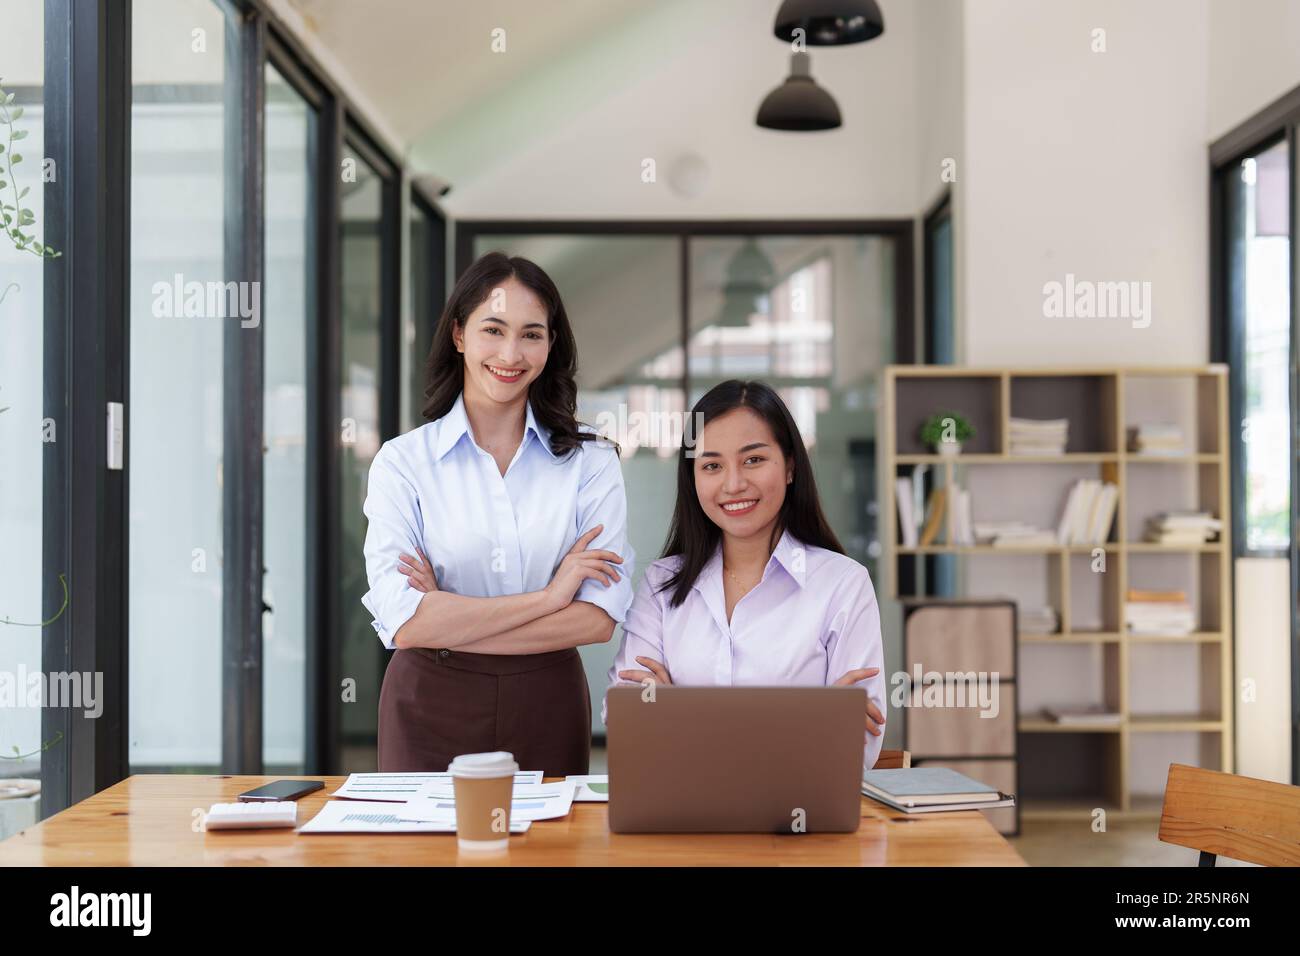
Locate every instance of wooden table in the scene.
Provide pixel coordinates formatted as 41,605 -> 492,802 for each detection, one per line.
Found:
0,775 -> 1026,866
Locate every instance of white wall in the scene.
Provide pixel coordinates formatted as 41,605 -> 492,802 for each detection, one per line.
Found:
960,0 -> 1210,366
1208,0 -> 1300,141
913,0 -> 965,356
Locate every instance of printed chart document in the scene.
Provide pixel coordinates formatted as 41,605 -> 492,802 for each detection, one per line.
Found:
330,771 -> 544,802
401,781 -> 576,822
564,774 -> 609,802
299,800 -> 532,834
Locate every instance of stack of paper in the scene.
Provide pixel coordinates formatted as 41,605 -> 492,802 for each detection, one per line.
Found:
302,770 -> 573,835
565,774 -> 610,802
1019,605 -> 1059,635
1128,423 -> 1185,456
330,770 -> 542,802
1056,480 -> 1119,545
1044,707 -> 1122,727
1126,592 -> 1195,636
300,802 -> 533,834
1143,512 -> 1221,545
399,781 -> 576,823
975,521 -> 1057,548
1009,417 -> 1069,456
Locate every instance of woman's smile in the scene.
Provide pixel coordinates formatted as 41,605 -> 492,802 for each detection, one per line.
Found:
486,363 -> 526,383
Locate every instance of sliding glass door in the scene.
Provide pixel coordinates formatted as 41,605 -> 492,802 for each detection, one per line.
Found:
0,1 -> 48,820
262,61 -> 318,773
338,143 -> 386,770
1220,137 -> 1292,556
128,0 -> 230,771
1212,105 -> 1300,783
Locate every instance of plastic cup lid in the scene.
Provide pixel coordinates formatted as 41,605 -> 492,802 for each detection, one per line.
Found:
448,751 -> 519,779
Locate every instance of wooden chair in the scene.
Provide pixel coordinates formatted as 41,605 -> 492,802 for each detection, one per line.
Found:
872,749 -> 911,770
1158,763 -> 1300,866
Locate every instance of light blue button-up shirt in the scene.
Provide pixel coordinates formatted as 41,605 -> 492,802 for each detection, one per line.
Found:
360,392 -> 636,650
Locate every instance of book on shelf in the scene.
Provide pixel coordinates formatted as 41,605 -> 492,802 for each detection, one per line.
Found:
1043,707 -> 1123,727
952,485 -> 974,546
895,475 -> 918,547
918,487 -> 948,547
1126,588 -> 1187,603
1056,479 -> 1118,546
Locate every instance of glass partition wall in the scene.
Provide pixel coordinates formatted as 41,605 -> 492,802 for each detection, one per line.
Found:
262,61 -> 317,773
128,0 -> 230,771
11,0 -> 421,814
466,226 -> 908,735
0,1 -> 47,823
126,14 -> 405,777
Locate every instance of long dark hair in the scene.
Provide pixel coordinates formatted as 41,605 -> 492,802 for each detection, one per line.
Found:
660,380 -> 843,606
422,251 -> 595,456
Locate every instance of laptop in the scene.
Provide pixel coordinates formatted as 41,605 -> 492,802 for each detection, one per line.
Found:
605,685 -> 866,833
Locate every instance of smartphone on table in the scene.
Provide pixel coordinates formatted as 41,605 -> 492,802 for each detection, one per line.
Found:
237,780 -> 325,802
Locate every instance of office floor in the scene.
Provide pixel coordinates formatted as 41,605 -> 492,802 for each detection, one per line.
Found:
1008,821 -> 1254,866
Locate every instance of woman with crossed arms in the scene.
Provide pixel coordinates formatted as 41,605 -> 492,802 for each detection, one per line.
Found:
362,252 -> 632,776
604,380 -> 887,770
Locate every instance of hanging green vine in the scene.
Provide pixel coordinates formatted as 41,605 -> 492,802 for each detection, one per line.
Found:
1,732 -> 64,761
0,574 -> 69,628
0,76 -> 65,773
0,77 -> 59,259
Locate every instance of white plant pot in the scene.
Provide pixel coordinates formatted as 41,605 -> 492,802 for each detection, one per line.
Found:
936,439 -> 962,457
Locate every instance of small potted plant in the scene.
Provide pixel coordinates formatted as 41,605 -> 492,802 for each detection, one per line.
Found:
919,411 -> 974,456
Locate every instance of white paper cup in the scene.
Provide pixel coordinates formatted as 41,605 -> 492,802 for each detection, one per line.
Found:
449,751 -> 518,851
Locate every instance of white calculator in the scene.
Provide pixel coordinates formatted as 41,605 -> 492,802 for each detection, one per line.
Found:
204,800 -> 299,830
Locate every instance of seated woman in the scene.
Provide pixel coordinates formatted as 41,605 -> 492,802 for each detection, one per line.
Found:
605,380 -> 887,770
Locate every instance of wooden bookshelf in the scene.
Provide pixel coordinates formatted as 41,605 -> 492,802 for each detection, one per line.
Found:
882,365 -> 1233,821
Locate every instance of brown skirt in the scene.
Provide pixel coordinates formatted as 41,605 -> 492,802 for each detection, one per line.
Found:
377,645 -> 591,777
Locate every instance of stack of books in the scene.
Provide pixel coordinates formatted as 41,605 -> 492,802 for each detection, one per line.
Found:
974,521 -> 1058,548
1143,511 -> 1221,545
1009,417 -> 1069,456
1125,588 -> 1195,636
862,767 -> 1016,814
1056,479 -> 1119,545
1128,423 -> 1185,456
1019,605 -> 1059,635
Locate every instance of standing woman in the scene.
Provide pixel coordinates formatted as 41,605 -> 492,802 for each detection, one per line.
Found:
363,251 -> 634,776
605,380 -> 887,770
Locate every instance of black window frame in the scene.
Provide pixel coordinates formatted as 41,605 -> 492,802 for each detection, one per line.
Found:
1209,85 -> 1300,785
407,186 -> 447,431
35,0 -> 412,812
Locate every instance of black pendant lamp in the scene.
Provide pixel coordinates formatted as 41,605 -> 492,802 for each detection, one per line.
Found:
773,0 -> 885,45
756,52 -> 841,131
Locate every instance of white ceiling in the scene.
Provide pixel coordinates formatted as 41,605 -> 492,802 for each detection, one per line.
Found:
286,0 -> 649,144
